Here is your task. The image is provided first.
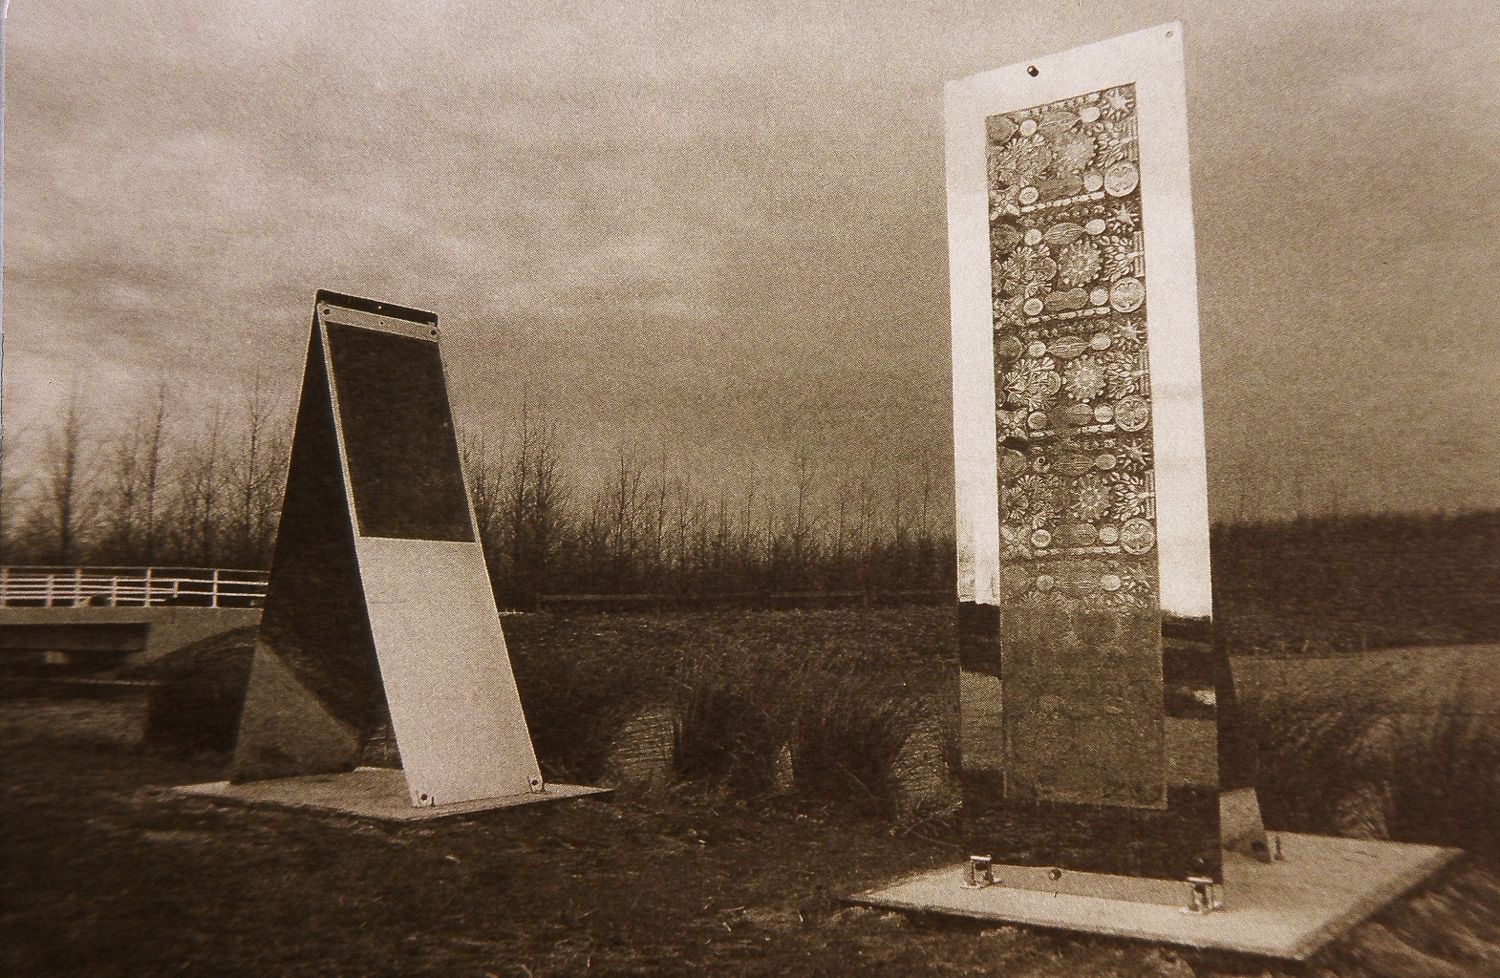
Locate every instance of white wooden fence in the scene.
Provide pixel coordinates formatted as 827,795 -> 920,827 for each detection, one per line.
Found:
0,566 -> 269,608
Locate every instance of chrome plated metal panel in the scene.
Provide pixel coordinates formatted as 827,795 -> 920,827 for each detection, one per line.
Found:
355,537 -> 542,806
947,24 -> 1225,881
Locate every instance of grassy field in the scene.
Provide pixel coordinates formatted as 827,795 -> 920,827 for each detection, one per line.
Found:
1213,512 -> 1500,654
6,610 -> 1500,976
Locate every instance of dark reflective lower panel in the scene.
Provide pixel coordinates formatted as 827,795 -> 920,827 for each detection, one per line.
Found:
230,325 -> 391,782
959,600 -> 1226,882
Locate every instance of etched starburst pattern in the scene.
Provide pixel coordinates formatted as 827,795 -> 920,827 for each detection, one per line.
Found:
1063,356 -> 1107,402
1050,130 -> 1096,176
1107,203 -> 1138,231
1119,438 -> 1151,472
1056,239 -> 1102,288
1070,472 -> 1113,523
1103,86 -> 1133,119
1112,317 -> 1145,348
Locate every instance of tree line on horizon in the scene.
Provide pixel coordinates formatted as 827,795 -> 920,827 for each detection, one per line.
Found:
5,383 -> 1495,619
0,388 -> 955,604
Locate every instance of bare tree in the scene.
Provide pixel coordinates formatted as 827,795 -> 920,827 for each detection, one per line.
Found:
40,390 -> 97,563
0,425 -> 24,563
224,372 -> 284,568
461,426 -> 506,552
176,402 -> 226,566
139,386 -> 169,564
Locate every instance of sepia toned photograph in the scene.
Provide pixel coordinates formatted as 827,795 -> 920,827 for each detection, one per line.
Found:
1,2 -> 1497,976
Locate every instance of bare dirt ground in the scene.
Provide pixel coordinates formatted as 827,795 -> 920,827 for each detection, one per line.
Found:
4,687 -> 1500,978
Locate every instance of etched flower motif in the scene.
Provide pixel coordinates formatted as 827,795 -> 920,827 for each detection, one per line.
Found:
1062,355 -> 1107,402
1110,472 -> 1154,519
1094,122 -> 1137,167
1004,355 -> 1061,411
1056,239 -> 1102,288
1119,438 -> 1152,471
990,221 -> 1024,257
1070,472 -> 1113,523
997,244 -> 1057,298
1107,203 -> 1138,232
989,185 -> 1024,220
1008,474 -> 1065,528
1100,235 -> 1143,280
1002,539 -> 1032,562
1105,350 -> 1148,398
988,135 -> 1051,188
993,292 -> 1026,327
1049,130 -> 1096,176
996,406 -> 1030,441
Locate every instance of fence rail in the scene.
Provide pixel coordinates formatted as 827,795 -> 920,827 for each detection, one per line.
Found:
0,566 -> 269,609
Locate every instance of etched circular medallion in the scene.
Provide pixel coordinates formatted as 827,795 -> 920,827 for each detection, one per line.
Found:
994,335 -> 1024,361
1097,525 -> 1120,545
1022,297 -> 1045,317
1099,573 -> 1122,592
1094,452 -> 1117,471
1093,403 -> 1114,423
1019,186 -> 1040,205
1083,170 -> 1104,192
1104,161 -> 1139,197
1024,228 -> 1043,245
1119,517 -> 1156,555
1026,339 -> 1048,357
1089,287 -> 1109,307
1030,528 -> 1052,549
1035,573 -> 1056,591
1113,395 -> 1149,431
1089,331 -> 1112,350
1080,105 -> 1102,124
1019,118 -> 1038,137
1109,277 -> 1145,313
1027,410 -> 1049,431
1085,218 -> 1106,235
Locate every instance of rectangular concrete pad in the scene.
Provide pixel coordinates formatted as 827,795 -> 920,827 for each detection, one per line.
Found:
851,834 -> 1460,960
177,767 -> 608,822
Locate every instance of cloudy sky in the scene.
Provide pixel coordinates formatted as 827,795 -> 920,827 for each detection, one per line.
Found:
4,0 -> 1498,520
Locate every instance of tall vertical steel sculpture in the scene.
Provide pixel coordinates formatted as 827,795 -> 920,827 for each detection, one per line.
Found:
945,24 -> 1266,898
853,28 -> 1457,956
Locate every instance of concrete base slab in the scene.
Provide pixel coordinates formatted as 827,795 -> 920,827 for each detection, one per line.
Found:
176,767 -> 608,822
850,833 -> 1460,960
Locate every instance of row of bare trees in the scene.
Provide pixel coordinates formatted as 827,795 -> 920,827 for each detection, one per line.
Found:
2,379 -> 289,570
1,389 -> 956,604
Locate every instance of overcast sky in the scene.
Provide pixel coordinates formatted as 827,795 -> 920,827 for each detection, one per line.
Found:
3,0 -> 1498,520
